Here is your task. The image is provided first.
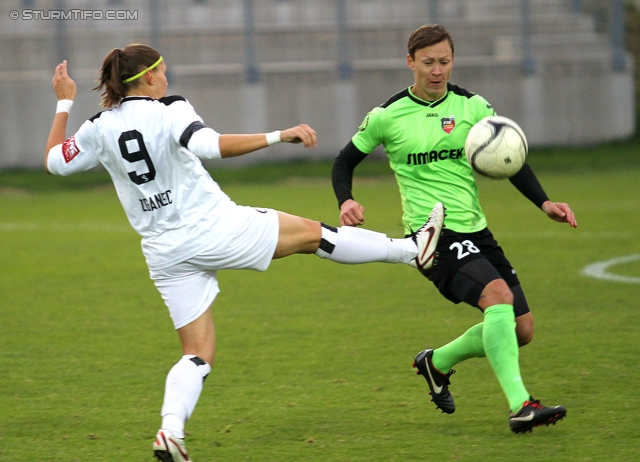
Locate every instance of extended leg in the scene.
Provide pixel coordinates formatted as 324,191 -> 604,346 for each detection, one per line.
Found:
273,212 -> 418,263
272,203 -> 444,267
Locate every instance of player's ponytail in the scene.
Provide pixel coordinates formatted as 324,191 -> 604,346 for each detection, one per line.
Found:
93,44 -> 162,108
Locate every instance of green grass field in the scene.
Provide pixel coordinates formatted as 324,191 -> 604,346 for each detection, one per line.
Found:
1,143 -> 639,461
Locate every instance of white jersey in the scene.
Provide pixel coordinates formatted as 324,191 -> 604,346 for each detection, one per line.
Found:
47,95 -> 240,270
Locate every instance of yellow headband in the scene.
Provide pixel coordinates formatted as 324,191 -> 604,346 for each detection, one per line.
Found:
123,56 -> 163,84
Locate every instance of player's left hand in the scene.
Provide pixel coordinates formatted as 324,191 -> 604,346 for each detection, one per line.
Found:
281,124 -> 317,149
542,201 -> 577,228
52,60 -> 77,101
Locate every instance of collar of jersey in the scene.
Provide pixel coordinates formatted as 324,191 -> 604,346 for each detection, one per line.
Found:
121,96 -> 155,103
407,85 -> 450,108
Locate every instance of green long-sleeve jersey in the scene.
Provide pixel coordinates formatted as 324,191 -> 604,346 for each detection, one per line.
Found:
352,83 -> 495,234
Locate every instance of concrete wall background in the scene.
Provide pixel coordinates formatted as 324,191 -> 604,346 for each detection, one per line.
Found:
0,0 -> 635,169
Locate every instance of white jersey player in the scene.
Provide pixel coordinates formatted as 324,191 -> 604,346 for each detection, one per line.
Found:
45,44 -> 444,462
48,93 -> 271,271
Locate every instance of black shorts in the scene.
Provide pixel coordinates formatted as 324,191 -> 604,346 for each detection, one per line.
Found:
414,227 -> 530,316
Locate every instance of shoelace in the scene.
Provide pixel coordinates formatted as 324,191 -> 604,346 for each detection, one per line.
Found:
524,398 -> 544,409
442,369 -> 456,386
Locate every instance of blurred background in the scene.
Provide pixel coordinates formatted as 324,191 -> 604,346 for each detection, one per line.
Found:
0,0 -> 637,169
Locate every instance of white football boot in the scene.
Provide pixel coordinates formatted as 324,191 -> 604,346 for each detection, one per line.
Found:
413,202 -> 445,271
153,429 -> 193,462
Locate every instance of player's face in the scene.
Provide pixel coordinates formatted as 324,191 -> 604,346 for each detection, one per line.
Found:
407,40 -> 453,102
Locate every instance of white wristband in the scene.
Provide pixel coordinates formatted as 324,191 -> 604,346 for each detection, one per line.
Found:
56,99 -> 74,114
265,130 -> 281,146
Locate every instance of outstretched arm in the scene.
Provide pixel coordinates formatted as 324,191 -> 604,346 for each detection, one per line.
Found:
509,163 -> 577,228
332,141 -> 368,226
218,124 -> 316,158
45,60 -> 77,171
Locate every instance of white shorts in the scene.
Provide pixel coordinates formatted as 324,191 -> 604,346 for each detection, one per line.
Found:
149,207 -> 279,329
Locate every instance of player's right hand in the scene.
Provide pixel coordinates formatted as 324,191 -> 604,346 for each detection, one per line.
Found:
340,199 -> 365,226
541,200 -> 578,228
281,124 -> 317,149
52,60 -> 77,101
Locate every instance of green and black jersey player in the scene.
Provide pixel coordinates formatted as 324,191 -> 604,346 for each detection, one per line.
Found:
332,24 -> 577,433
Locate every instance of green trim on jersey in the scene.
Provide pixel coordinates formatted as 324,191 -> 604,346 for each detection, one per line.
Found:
352,83 -> 495,234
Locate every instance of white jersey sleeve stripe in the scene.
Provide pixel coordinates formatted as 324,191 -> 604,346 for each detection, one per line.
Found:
179,121 -> 208,147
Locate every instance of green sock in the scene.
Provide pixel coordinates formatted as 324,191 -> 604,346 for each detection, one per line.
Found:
482,304 -> 530,412
432,323 -> 485,372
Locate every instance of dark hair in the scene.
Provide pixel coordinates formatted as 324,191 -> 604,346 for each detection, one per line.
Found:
407,24 -> 454,59
93,44 -> 162,108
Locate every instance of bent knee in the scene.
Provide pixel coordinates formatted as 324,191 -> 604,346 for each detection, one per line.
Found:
516,313 -> 534,347
274,213 -> 321,258
479,278 -> 513,309
517,329 -> 534,347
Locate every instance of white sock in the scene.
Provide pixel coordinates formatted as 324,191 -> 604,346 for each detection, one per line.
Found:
315,224 -> 417,264
386,237 -> 419,264
160,355 -> 211,439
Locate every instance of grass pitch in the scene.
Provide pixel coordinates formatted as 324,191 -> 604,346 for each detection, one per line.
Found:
0,143 -> 639,461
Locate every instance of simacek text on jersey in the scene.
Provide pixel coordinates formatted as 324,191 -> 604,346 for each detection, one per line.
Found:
140,190 -> 172,212
406,148 -> 464,165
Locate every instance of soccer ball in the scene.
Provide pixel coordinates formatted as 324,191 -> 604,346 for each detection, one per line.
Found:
464,116 -> 528,179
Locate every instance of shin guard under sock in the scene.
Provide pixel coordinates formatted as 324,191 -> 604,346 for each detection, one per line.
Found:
432,323 -> 486,372
482,304 -> 530,412
315,223 -> 416,264
160,355 -> 211,438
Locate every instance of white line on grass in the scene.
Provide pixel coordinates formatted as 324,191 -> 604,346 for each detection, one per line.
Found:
0,223 -> 132,233
582,254 -> 640,284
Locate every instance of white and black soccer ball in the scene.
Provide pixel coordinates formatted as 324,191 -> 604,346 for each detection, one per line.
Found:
464,116 -> 528,179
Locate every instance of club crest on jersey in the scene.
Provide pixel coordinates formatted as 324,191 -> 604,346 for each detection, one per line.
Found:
62,136 -> 80,163
358,113 -> 370,132
441,116 -> 455,134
